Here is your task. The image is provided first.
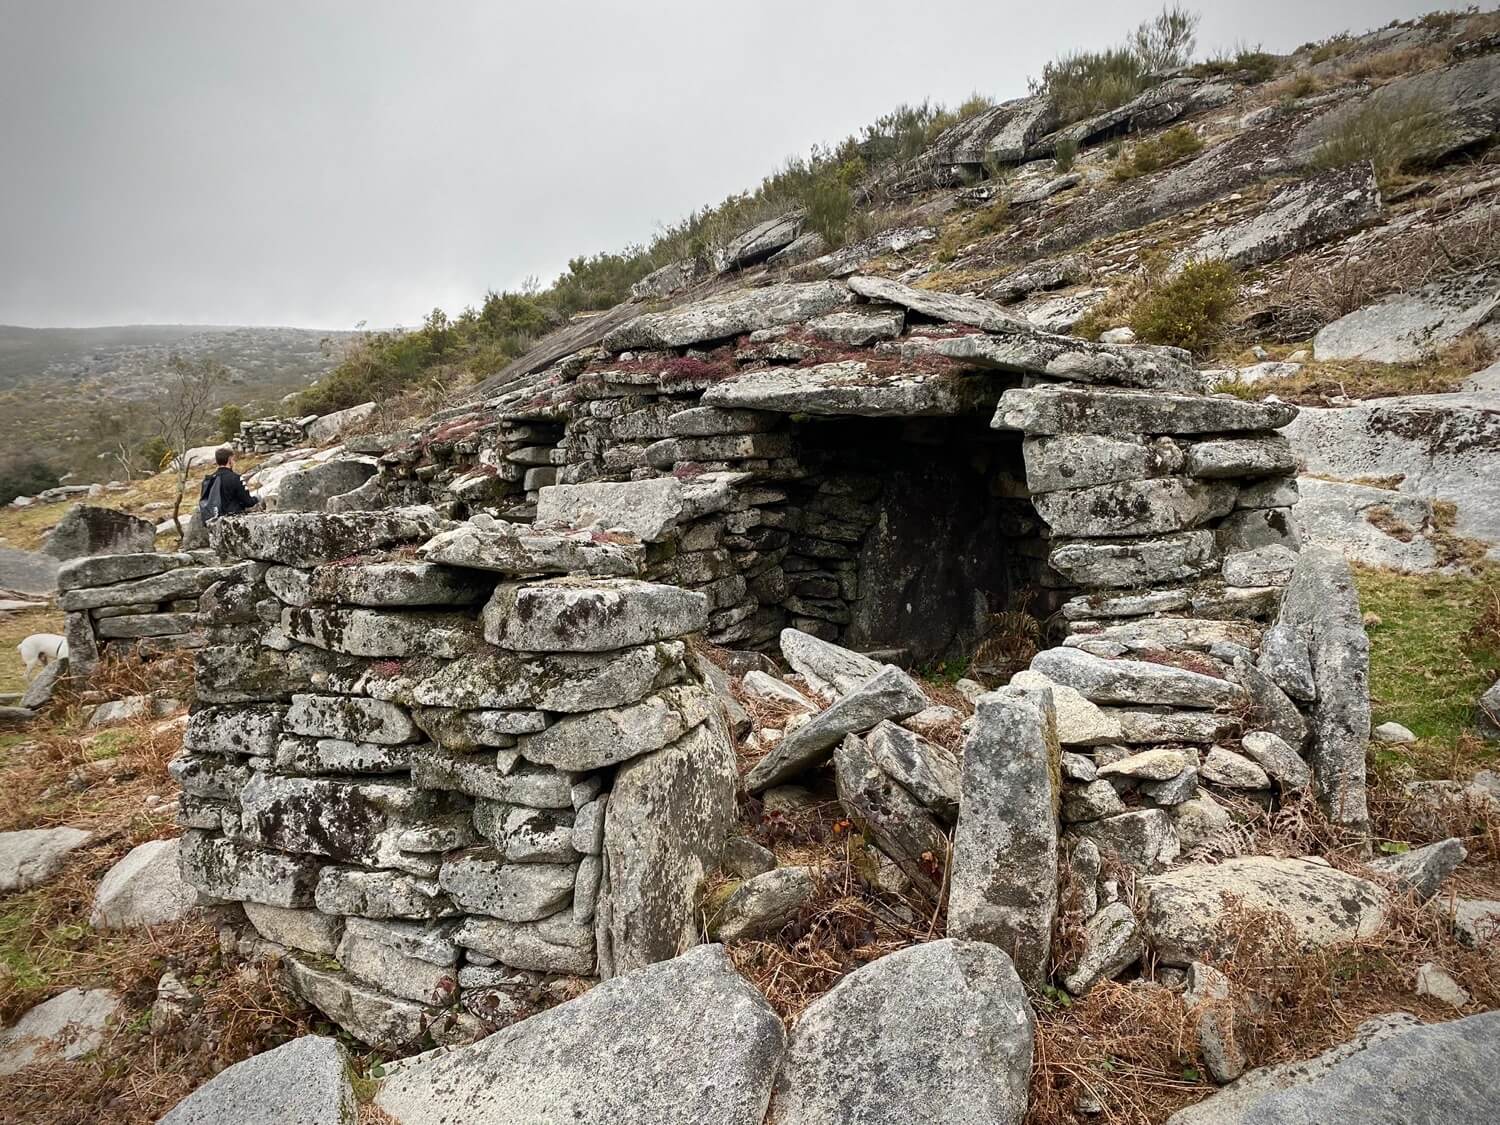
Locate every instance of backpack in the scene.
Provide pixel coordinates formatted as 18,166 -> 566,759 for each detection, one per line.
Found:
198,472 -> 226,524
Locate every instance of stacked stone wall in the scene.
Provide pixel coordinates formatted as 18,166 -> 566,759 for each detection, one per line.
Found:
58,552 -> 222,676
173,507 -> 738,1050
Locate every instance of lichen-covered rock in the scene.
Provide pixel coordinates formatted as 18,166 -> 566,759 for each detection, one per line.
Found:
0,988 -> 122,1076
1274,548 -> 1370,830
1031,648 -> 1242,709
285,694 -> 419,745
1073,809 -> 1180,872
1179,162 -> 1382,271
707,866 -> 816,941
179,830 -> 322,908
1022,434 -> 1183,493
848,274 -> 1026,331
1062,902 -> 1143,995
949,687 -> 1059,987
437,849 -> 576,921
1370,837 -> 1467,902
41,505 -> 156,560
56,551 -> 194,592
314,866 -> 452,919
184,704 -> 286,757
282,605 -> 480,658
159,1035 -> 355,1125
767,939 -> 1033,1125
701,362 -> 983,418
1033,478 -> 1237,537
482,578 -> 707,652
602,280 -> 849,350
892,326 -> 1200,392
595,717 -> 737,978
516,686 -> 717,771
1049,531 -> 1221,589
779,628 -> 882,697
1142,856 -> 1386,965
452,913 -> 595,974
282,953 -> 444,1054
864,720 -> 961,819
1239,730 -> 1312,788
210,506 -> 445,567
375,944 -> 784,1125
1167,1010 -> 1500,1125
995,385 -> 1297,436
243,902 -> 343,954
419,522 -> 643,576
266,561 -> 490,607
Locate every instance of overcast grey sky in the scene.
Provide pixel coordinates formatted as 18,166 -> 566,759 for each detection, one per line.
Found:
1,0 -> 1438,330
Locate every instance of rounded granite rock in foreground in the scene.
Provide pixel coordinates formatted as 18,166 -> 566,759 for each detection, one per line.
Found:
373,943 -> 784,1125
158,1035 -> 354,1124
767,938 -> 1034,1125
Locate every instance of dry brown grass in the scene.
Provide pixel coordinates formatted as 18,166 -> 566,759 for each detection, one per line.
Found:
1262,208 -> 1500,339
0,923 -> 323,1125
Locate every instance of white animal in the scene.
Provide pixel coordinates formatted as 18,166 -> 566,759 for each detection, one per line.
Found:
17,633 -> 68,682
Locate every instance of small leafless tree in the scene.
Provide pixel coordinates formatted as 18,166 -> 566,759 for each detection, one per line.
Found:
150,355 -> 227,544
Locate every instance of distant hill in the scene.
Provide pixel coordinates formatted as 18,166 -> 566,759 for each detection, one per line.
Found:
0,323 -> 356,478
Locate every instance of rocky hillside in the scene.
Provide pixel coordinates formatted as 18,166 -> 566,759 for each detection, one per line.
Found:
0,324 -> 353,478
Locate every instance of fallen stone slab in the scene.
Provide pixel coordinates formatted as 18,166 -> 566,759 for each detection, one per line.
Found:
1142,855 -> 1386,965
90,838 -> 198,929
159,1035 -> 355,1125
767,939 -> 1033,1125
994,385 -> 1297,436
1370,837 -> 1467,902
721,211 -> 804,270
0,826 -> 91,893
949,687 -> 1059,987
1031,648 -> 1242,709
701,362 -> 984,418
482,578 -> 707,652
779,627 -> 882,698
1167,1010 -> 1500,1125
601,281 -> 849,350
707,866 -> 816,941
1062,901 -> 1143,996
0,988 -> 122,1076
834,733 -> 950,900
746,665 -> 928,792
375,944 -> 784,1125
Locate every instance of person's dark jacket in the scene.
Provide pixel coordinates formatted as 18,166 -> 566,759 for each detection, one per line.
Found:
200,467 -> 258,517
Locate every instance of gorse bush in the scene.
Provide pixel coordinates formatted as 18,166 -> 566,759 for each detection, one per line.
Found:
1033,4 -> 1199,125
1310,95 -> 1454,186
1053,137 -> 1078,173
1129,259 -> 1238,353
216,404 -> 244,443
1112,125 -> 1204,179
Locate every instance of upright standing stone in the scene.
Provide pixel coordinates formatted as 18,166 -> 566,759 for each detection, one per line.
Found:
948,686 -> 1060,988
595,717 -> 737,978
1274,548 -> 1370,832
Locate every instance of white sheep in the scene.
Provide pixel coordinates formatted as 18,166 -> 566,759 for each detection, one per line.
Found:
17,633 -> 69,682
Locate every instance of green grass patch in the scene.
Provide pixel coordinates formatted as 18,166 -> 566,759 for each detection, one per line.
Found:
1112,125 -> 1204,180
1355,565 -> 1500,750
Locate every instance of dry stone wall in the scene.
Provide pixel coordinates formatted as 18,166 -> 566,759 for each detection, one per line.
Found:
172,508 -> 739,1050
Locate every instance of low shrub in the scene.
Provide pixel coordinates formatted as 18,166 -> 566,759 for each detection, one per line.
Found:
1053,137 -> 1078,173
1032,5 -> 1199,125
215,403 -> 243,443
1128,259 -> 1238,353
1113,125 -> 1204,180
0,458 -> 58,506
1309,95 -> 1454,185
